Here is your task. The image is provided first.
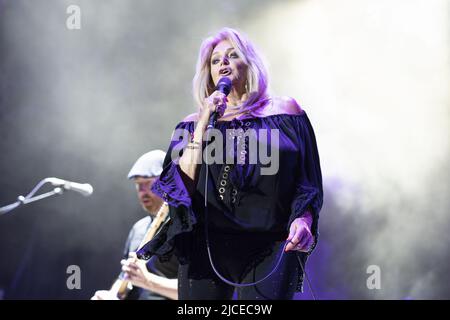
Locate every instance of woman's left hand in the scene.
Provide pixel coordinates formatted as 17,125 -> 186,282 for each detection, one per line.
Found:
285,211 -> 315,252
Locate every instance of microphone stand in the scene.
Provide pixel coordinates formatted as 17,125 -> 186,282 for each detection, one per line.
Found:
0,179 -> 65,216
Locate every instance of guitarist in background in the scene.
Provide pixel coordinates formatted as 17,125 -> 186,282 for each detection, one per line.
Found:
91,150 -> 178,300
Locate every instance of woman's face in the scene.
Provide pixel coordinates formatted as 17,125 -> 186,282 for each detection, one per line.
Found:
210,39 -> 247,92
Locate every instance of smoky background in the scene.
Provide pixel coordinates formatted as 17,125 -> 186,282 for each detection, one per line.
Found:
0,0 -> 448,299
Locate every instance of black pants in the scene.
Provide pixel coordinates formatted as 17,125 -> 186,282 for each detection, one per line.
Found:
177,231 -> 300,300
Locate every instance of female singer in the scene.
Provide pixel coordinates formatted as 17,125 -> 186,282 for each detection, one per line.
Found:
138,27 -> 323,300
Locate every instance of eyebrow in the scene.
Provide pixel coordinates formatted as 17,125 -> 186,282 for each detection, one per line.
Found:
211,47 -> 235,57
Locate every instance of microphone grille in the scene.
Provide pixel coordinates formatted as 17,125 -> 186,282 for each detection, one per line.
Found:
216,77 -> 232,95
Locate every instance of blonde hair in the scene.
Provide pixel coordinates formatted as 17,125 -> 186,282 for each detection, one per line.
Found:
192,27 -> 270,116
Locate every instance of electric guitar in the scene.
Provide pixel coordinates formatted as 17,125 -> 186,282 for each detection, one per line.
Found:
110,202 -> 169,299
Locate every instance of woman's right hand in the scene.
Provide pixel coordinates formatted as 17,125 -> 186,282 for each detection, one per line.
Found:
200,90 -> 228,123
179,90 -> 227,181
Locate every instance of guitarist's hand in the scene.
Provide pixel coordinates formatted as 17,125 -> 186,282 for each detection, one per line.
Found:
91,290 -> 119,300
121,252 -> 154,291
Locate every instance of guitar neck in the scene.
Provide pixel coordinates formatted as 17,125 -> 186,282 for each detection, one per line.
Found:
137,202 -> 169,251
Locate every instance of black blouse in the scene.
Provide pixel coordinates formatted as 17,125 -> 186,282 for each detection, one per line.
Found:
137,111 -> 323,267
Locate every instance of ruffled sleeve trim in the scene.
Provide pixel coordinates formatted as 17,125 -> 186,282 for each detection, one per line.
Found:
287,113 -> 323,255
289,184 -> 322,254
136,121 -> 198,262
152,162 -> 192,207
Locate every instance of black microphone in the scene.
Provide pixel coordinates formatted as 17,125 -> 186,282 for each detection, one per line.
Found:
207,77 -> 232,129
